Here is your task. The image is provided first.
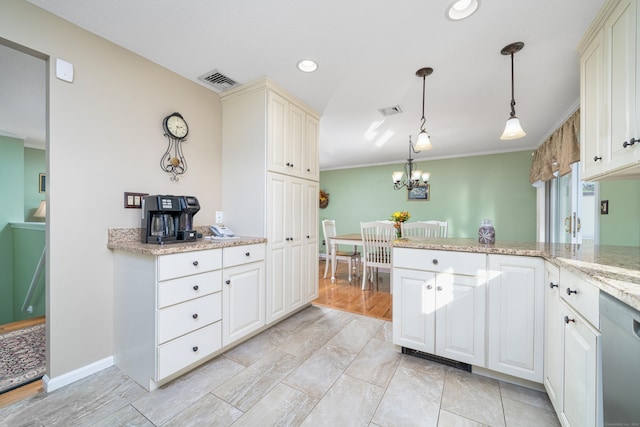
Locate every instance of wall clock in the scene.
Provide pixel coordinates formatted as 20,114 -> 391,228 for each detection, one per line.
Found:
160,112 -> 189,181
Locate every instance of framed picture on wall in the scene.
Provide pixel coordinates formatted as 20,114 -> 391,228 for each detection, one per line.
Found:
407,184 -> 429,201
39,173 -> 46,193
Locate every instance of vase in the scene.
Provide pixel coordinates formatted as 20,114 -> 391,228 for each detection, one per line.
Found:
478,219 -> 495,244
395,222 -> 402,238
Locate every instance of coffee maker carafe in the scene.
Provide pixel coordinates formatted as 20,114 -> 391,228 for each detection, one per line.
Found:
141,195 -> 182,244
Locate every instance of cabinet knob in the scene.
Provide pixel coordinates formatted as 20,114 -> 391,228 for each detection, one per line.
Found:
306,235 -> 310,239
226,280 -> 231,285
192,346 -> 198,352
436,286 -> 443,291
192,313 -> 198,319
193,285 -> 199,291
286,162 -> 291,166
432,259 -> 438,265
564,316 -> 575,324
566,287 -> 577,296
307,168 -> 311,172
426,284 -> 433,290
549,282 -> 558,289
245,252 -> 250,257
623,138 -> 637,148
192,260 -> 199,266
593,155 -> 602,162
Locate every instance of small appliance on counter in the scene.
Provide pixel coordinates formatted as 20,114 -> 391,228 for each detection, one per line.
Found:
141,195 -> 200,244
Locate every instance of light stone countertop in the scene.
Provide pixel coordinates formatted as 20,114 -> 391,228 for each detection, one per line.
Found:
393,237 -> 640,312
107,227 -> 266,256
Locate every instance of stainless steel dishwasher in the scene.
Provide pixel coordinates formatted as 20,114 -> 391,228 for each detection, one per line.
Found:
600,291 -> 640,425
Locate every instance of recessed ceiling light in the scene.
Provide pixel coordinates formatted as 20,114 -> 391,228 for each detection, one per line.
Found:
446,0 -> 479,21
297,59 -> 318,73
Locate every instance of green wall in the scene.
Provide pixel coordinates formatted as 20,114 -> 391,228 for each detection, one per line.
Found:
599,180 -> 640,246
319,150 -> 537,248
0,135 -> 25,324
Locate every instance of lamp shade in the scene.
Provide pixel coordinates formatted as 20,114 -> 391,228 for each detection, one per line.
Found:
500,116 -> 526,140
392,171 -> 404,183
33,200 -> 46,218
415,130 -> 432,151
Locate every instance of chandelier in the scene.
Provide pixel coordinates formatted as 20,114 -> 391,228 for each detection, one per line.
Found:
392,136 -> 431,190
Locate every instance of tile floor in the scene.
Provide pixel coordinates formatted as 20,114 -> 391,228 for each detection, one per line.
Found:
0,305 -> 561,426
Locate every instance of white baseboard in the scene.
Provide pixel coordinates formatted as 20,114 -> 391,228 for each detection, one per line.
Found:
43,356 -> 114,392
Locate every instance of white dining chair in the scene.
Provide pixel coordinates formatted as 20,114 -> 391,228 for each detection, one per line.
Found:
360,221 -> 396,290
322,219 -> 360,282
424,220 -> 448,237
401,221 -> 442,238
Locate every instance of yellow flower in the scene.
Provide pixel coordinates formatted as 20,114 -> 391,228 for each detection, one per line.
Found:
390,211 -> 411,222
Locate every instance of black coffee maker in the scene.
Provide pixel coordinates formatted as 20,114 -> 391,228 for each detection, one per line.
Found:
141,195 -> 199,244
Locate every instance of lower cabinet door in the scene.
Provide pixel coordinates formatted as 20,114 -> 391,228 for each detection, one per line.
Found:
223,262 -> 266,346
156,321 -> 221,380
435,273 -> 485,366
392,268 -> 436,353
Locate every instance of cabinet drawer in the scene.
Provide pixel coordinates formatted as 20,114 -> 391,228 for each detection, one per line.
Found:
223,244 -> 266,268
157,321 -> 221,380
560,268 -> 599,329
157,270 -> 222,309
157,293 -> 221,344
393,248 -> 486,277
157,249 -> 222,281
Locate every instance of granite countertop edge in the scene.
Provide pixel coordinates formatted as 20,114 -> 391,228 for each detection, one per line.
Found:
393,238 -> 640,311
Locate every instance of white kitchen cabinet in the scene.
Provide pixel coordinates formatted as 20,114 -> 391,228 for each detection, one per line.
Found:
543,262 -> 564,413
579,0 -> 640,180
113,248 -> 223,391
222,244 -> 266,346
487,255 -> 544,383
392,248 -> 486,367
221,78 -> 319,325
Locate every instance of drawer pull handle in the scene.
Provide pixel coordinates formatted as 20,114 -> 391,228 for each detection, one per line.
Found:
193,285 -> 199,291
432,259 -> 438,265
192,313 -> 198,319
564,316 -> 575,324
192,346 -> 198,352
566,287 -> 577,296
593,155 -> 602,162
245,252 -> 250,257
192,261 -> 199,266
549,282 -> 558,289
623,138 -> 637,148
436,286 -> 443,291
426,284 -> 433,290
226,280 -> 231,285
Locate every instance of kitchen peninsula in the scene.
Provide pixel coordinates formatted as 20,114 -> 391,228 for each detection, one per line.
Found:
108,228 -> 269,391
392,237 -> 640,427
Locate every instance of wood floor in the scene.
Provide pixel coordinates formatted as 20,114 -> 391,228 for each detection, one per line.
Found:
0,260 -> 392,409
313,258 -> 392,321
0,316 -> 46,409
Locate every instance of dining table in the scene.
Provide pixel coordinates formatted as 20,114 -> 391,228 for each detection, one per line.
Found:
329,233 -> 363,283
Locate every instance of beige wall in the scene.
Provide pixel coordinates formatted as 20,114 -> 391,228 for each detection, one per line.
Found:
1,0 -> 222,379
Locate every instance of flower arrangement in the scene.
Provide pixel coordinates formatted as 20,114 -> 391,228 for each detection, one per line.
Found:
319,189 -> 329,209
390,211 -> 410,238
390,211 -> 411,223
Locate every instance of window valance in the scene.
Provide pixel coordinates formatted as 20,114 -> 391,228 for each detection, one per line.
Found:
529,109 -> 580,184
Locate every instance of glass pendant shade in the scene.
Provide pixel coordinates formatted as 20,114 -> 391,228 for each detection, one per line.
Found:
392,171 -> 404,183
415,130 -> 432,151
422,172 -> 431,182
500,116 -> 526,140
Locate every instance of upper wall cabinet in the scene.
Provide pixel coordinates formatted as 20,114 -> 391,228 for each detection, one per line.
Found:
579,0 -> 640,180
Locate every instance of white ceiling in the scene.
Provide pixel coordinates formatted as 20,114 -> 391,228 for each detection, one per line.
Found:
6,0 -> 605,169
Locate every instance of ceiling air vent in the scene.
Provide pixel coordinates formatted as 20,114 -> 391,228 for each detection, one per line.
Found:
197,69 -> 238,92
378,105 -> 403,117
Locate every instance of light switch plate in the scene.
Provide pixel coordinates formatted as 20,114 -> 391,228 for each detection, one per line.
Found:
600,200 -> 609,215
124,192 -> 148,209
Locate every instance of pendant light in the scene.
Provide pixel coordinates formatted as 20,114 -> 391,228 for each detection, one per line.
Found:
415,67 -> 433,151
500,42 -> 526,140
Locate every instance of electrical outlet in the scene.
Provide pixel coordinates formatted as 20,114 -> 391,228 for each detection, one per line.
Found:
215,211 -> 223,223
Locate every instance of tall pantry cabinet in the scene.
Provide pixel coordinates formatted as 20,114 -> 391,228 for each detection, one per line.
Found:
220,78 -> 320,324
